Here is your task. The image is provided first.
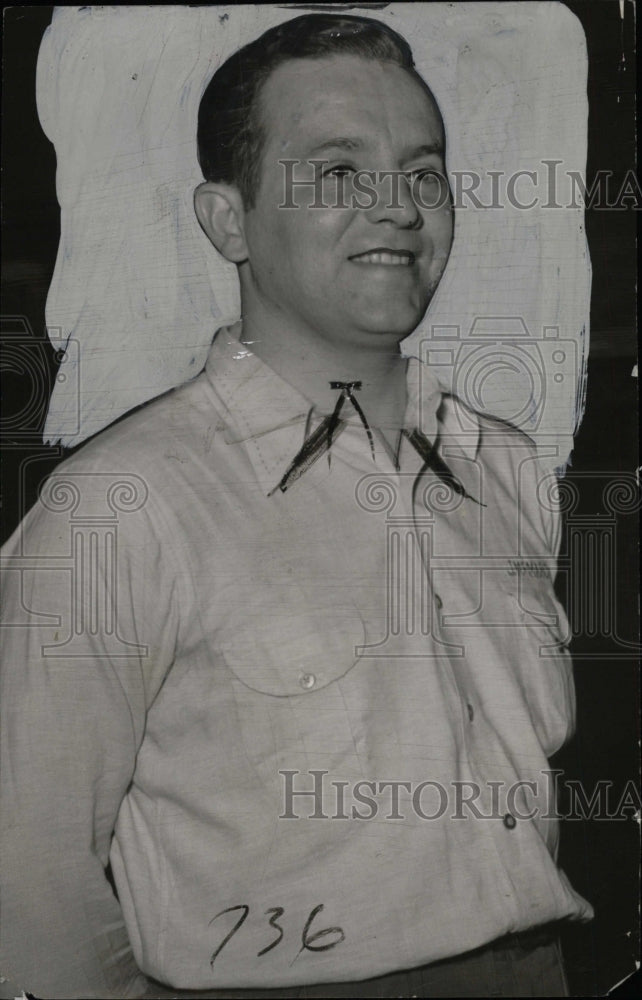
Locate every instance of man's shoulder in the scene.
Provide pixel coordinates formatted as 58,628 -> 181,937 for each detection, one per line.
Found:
56,370 -> 219,476
6,375 -> 220,551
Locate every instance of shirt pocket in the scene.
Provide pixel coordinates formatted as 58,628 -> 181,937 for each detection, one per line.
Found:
216,587 -> 366,697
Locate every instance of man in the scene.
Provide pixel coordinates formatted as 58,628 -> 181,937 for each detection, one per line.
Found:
1,13 -> 592,999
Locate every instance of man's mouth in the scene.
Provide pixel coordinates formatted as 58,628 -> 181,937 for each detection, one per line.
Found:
348,248 -> 416,266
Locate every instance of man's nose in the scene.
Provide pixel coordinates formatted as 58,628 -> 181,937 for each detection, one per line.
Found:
366,170 -> 422,229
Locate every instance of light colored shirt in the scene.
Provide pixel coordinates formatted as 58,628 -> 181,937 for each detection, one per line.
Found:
0,323 -> 593,998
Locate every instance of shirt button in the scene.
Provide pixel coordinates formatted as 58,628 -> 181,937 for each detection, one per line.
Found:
467,703 -> 474,722
299,673 -> 316,690
503,813 -> 517,830
434,594 -> 443,609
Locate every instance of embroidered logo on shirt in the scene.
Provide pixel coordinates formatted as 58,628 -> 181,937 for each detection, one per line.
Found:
507,559 -> 549,578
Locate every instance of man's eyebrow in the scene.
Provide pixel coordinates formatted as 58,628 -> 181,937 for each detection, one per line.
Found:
307,137 -> 363,156
403,142 -> 444,160
305,138 -> 445,159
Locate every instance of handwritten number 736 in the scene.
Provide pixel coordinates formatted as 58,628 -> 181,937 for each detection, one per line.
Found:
209,902 -> 345,968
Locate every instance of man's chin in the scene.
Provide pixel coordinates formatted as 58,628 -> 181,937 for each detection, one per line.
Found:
352,300 -> 432,342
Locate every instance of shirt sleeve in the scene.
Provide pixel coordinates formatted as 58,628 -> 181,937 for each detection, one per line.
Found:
0,460 -> 180,998
540,459 -> 564,571
529,448 -> 577,753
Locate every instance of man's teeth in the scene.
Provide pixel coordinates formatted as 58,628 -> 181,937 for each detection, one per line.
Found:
353,251 -> 413,266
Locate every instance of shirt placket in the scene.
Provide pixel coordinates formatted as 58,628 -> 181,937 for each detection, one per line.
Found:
409,452 -> 527,926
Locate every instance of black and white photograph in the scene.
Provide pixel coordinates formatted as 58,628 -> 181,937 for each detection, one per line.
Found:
1,4 -> 639,998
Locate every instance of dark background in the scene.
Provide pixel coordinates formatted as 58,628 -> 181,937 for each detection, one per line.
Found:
1,3 -> 639,997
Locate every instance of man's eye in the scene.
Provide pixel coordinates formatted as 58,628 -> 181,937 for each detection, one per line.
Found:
322,164 -> 356,180
406,168 -> 442,183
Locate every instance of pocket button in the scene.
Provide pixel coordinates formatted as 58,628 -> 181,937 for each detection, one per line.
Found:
299,673 -> 316,690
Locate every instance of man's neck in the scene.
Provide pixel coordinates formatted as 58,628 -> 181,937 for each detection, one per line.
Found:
239,314 -> 409,435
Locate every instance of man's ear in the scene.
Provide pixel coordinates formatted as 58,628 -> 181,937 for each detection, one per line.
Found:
194,182 -> 248,263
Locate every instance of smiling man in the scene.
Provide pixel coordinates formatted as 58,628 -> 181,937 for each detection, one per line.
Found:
195,29 -> 453,442
1,13 -> 591,1000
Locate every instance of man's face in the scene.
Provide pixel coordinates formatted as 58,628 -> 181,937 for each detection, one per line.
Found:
240,54 -> 453,351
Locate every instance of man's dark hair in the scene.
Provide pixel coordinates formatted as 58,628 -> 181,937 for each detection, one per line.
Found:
197,13 -> 435,208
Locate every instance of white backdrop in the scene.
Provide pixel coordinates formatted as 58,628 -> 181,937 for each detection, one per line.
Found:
37,2 -> 590,471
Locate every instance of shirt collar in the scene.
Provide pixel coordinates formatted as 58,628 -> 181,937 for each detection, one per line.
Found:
204,322 -> 480,462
